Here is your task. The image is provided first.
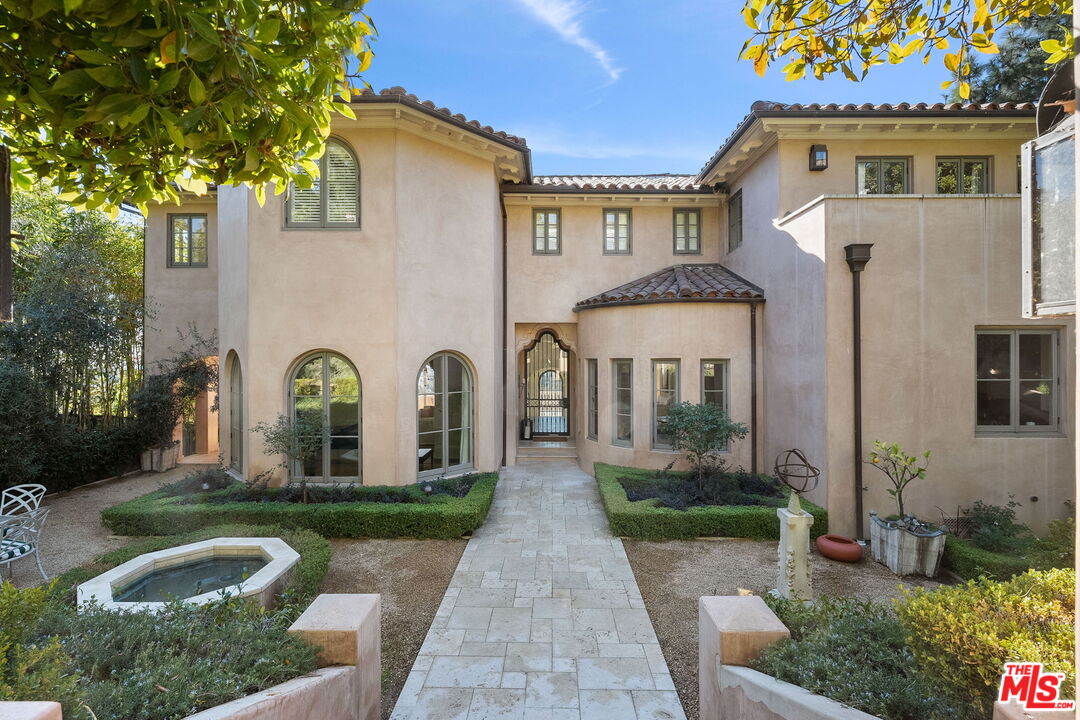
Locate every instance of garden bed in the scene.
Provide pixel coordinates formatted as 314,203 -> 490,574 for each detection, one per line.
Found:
5,524 -> 330,720
595,463 -> 827,540
102,472 -> 499,539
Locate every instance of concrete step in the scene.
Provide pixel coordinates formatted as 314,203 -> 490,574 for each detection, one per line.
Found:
517,445 -> 577,457
517,454 -> 579,463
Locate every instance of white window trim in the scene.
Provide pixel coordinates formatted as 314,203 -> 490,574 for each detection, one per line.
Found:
975,328 -> 1061,435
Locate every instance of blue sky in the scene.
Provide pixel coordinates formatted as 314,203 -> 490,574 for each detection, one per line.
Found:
363,0 -> 956,176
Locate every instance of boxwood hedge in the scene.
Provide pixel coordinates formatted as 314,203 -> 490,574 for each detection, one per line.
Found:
941,535 -> 1033,581
594,463 -> 827,540
101,474 -> 498,539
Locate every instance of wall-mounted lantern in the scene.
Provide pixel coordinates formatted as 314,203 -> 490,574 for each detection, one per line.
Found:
809,144 -> 828,171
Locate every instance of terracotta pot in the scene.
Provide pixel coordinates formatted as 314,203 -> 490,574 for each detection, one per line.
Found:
815,534 -> 863,563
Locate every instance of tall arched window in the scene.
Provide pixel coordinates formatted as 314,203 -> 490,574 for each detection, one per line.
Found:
291,352 -> 361,481
286,138 -> 360,228
417,353 -> 473,477
229,356 -> 243,472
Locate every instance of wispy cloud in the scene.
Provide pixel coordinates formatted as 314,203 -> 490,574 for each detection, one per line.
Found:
512,0 -> 622,82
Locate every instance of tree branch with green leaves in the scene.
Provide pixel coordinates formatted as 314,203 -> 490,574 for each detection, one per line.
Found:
0,0 -> 376,214
740,0 -> 1072,98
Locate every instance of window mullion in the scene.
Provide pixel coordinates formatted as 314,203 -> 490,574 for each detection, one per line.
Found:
320,155 -> 329,228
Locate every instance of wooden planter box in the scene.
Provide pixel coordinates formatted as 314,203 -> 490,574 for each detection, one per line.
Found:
140,444 -> 179,473
868,512 -> 945,577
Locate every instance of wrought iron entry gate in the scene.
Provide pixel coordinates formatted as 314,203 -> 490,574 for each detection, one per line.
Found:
524,331 -> 569,435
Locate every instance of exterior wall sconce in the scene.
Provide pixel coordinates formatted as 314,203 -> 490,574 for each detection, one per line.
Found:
809,144 -> 828,171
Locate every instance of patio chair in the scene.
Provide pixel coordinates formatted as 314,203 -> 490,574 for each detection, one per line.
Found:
0,507 -> 50,581
1,483 -> 47,516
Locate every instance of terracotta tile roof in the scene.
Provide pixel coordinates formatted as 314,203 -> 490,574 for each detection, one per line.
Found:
529,174 -> 703,191
574,264 -> 764,311
750,100 -> 1036,113
350,87 -> 528,148
697,99 -> 1038,182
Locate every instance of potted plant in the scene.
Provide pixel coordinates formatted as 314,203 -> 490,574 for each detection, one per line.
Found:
867,441 -> 945,577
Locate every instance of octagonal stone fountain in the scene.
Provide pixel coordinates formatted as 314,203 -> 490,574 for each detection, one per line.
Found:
77,537 -> 299,613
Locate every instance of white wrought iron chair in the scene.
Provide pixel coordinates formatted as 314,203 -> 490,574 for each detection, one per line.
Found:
1,484 -> 47,516
0,507 -> 50,581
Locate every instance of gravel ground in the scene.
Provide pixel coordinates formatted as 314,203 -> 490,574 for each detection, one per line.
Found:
6,464 -> 207,588
321,537 -> 467,720
624,537 -> 945,720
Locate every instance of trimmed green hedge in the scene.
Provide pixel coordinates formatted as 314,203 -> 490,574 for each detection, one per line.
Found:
595,463 -> 827,540
52,523 -> 331,606
942,535 -> 1034,581
101,474 -> 498,539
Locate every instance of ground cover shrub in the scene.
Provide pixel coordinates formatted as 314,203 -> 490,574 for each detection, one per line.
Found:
102,474 -> 498,538
3,523 -> 329,719
618,468 -> 785,511
942,499 -> 1075,580
897,568 -> 1075,718
757,595 -> 966,720
595,463 -> 826,540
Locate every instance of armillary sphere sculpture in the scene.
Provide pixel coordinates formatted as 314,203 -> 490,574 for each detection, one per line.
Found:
774,448 -> 820,514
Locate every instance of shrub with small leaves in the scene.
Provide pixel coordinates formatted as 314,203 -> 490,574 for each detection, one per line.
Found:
896,568 -> 1076,717
0,582 -> 81,709
756,594 -> 966,720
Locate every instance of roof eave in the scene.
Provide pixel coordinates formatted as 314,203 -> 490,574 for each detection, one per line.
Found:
573,296 -> 765,312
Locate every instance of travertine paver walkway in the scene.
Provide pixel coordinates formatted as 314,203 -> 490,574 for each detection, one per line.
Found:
391,461 -> 687,720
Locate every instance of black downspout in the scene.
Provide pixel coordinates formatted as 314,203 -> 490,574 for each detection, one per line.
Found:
844,243 -> 873,540
750,301 -> 758,474
0,146 -> 11,322
500,194 -> 508,468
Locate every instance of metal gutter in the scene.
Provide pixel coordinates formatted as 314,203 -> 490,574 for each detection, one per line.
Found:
572,296 -> 764,312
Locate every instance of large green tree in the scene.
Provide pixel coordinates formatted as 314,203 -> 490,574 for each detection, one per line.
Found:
740,0 -> 1072,98
962,13 -> 1071,101
0,0 -> 375,211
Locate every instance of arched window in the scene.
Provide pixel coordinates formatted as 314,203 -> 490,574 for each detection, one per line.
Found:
286,138 -> 360,228
229,356 -> 243,472
290,352 -> 361,481
417,353 -> 473,476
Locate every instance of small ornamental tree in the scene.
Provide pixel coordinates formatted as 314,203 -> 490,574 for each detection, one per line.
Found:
867,440 -> 930,519
664,402 -> 749,481
251,412 -> 324,501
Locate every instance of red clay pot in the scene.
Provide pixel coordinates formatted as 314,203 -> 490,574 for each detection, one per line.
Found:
816,534 -> 863,563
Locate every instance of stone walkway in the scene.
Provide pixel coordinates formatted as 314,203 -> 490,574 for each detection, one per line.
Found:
390,461 -> 686,720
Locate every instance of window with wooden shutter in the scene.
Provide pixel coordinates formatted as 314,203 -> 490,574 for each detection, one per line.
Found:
286,138 -> 360,228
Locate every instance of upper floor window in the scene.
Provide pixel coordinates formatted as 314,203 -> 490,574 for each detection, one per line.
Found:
603,209 -> 632,255
728,190 -> 743,252
937,157 -> 991,194
169,214 -> 208,267
534,209 -> 560,254
673,209 -> 701,254
976,329 -> 1059,433
286,138 -> 360,228
856,157 -> 910,194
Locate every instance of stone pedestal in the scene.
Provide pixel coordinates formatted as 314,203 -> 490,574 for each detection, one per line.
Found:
775,508 -> 813,601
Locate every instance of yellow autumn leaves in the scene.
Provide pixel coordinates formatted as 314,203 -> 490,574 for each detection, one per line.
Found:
740,0 -> 1073,99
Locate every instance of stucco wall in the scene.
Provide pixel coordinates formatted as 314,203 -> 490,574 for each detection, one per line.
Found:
719,145 -> 830,507
575,302 -> 761,473
144,198 -> 219,367
217,129 -> 502,485
781,195 -> 1075,535
776,137 -> 1027,216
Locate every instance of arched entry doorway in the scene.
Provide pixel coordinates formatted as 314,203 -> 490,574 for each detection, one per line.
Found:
524,330 -> 570,436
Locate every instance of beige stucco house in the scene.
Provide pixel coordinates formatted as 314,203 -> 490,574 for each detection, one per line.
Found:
144,88 -> 1074,536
